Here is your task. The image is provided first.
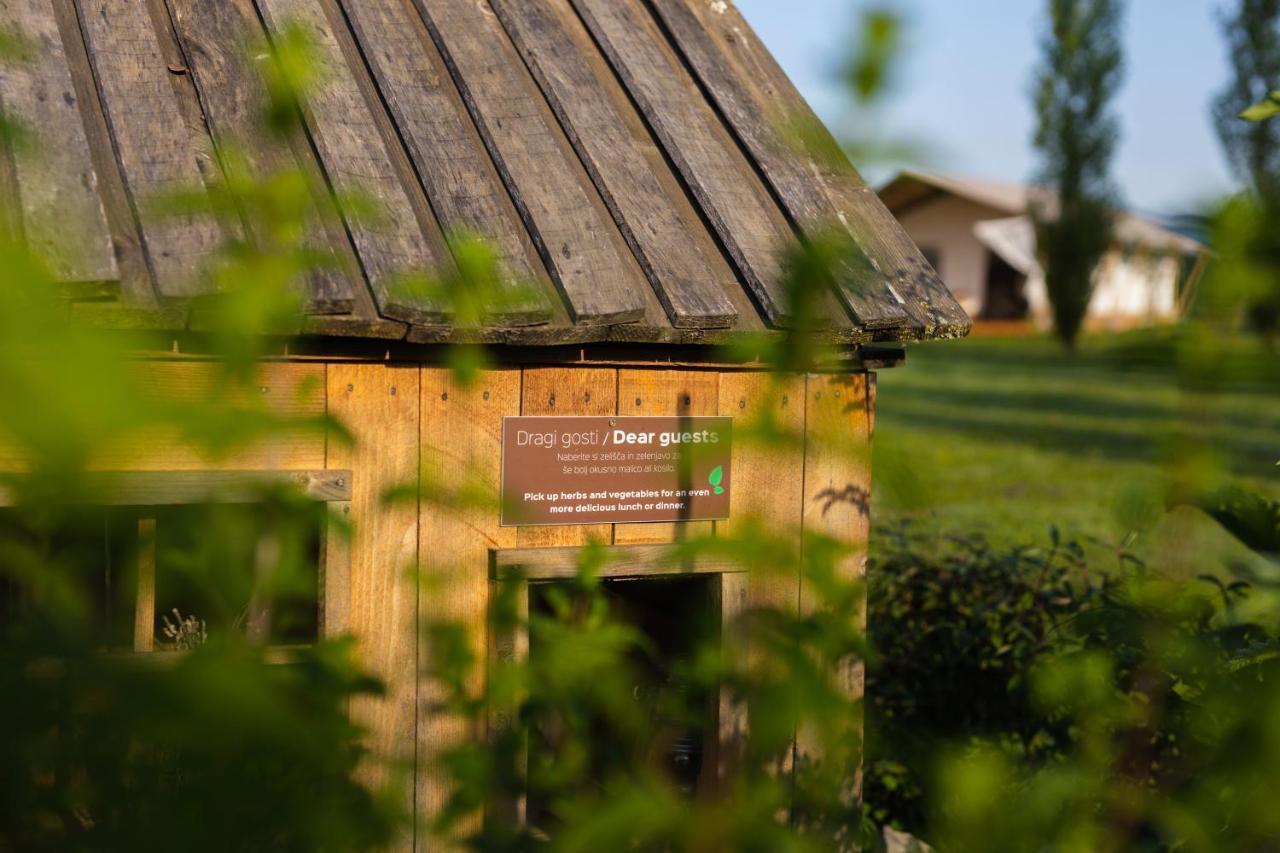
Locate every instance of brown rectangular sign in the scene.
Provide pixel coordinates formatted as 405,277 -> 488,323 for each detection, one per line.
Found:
500,416 -> 732,526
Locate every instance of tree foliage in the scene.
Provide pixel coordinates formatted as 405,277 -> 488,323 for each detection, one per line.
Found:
1212,0 -> 1280,338
1031,0 -> 1124,349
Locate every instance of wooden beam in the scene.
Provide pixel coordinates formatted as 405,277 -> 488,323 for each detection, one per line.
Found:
326,362 -> 419,850
133,515 -> 156,651
320,501 -> 352,638
0,470 -> 353,507
701,569 -> 747,795
491,543 -> 745,582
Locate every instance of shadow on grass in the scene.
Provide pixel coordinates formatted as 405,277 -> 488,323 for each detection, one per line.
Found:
879,398 -> 1278,475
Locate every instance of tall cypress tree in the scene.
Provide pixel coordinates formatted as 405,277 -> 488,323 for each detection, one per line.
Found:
1031,0 -> 1124,349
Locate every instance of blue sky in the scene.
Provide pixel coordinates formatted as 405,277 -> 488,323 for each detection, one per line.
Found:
736,0 -> 1237,215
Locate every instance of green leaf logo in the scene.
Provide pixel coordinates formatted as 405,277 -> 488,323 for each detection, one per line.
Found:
708,465 -> 724,495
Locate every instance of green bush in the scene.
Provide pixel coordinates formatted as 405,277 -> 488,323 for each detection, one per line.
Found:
867,511 -> 1280,850
865,524 -> 1106,832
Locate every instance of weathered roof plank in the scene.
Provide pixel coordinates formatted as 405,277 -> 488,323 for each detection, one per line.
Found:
334,0 -> 555,328
73,0 -> 222,299
649,0 -> 967,337
411,0 -> 648,327
0,0 -> 118,286
570,0 -> 829,329
255,0 -> 453,325
2,0 -> 967,346
489,0 -> 739,330
164,0 -> 356,316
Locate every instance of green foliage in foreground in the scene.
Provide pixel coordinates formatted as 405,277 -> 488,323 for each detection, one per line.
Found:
868,510 -> 1280,852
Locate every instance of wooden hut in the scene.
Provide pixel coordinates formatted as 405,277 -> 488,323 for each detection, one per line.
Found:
0,0 -> 968,840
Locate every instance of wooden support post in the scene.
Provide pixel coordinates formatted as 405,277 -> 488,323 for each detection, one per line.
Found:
320,501 -> 353,638
701,569 -> 748,795
133,515 -> 156,652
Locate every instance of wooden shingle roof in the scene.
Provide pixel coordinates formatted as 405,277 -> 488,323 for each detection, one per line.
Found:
1,0 -> 969,347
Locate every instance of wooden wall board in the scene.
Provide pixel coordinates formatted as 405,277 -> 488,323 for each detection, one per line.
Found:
327,362 -> 420,848
515,367 -> 617,548
649,0 -> 968,337
335,0 -> 553,329
416,367 -> 520,839
255,0 -> 453,326
613,369 -> 719,545
59,361 -> 329,472
570,0 -> 841,330
411,0 -> 648,327
799,373 -> 870,613
163,0 -> 356,316
488,0 -> 739,330
0,0 -> 118,285
73,0 -> 222,299
798,372 -> 870,794
715,371 -> 805,615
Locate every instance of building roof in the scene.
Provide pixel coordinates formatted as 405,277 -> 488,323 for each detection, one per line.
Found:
0,0 -> 968,348
879,170 -> 1205,257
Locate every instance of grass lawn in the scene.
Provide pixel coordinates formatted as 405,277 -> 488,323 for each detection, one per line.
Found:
870,330 -> 1280,573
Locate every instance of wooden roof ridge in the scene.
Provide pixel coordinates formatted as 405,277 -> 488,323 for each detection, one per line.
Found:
0,0 -> 970,347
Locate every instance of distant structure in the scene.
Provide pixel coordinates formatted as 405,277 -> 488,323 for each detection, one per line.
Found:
879,171 -> 1207,330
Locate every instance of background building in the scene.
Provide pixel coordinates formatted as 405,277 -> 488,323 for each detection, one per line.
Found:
879,171 -> 1207,330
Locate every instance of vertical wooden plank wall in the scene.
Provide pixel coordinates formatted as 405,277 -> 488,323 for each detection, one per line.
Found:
326,363 -> 420,851
416,368 -> 520,846
798,373 -> 873,798
74,360 -> 873,849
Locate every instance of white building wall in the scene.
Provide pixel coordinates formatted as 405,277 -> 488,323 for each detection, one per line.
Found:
895,194 -> 1009,318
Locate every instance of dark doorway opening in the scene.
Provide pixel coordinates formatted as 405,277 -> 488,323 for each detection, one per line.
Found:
982,251 -> 1029,319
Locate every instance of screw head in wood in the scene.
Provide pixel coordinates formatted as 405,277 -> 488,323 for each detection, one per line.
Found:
483,391 -> 490,401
